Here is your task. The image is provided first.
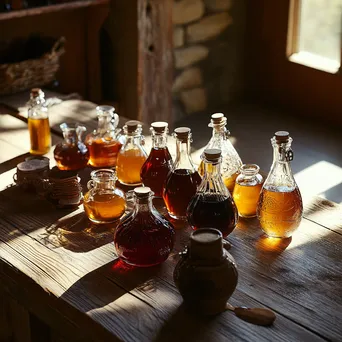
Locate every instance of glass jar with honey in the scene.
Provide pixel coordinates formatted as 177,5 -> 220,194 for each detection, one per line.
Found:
27,88 -> 51,155
54,123 -> 89,170
199,113 -> 242,194
83,169 -> 126,224
257,131 -> 303,238
116,120 -> 147,186
85,105 -> 123,168
233,164 -> 263,218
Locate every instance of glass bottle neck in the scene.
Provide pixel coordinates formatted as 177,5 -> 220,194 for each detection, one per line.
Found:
134,196 -> 153,213
204,161 -> 221,177
174,139 -> 194,170
97,114 -> 115,134
93,179 -> 116,190
211,126 -> 228,140
152,134 -> 167,149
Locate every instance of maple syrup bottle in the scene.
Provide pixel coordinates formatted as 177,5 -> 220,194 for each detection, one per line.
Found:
187,149 -> 238,238
85,106 -> 123,168
163,127 -> 202,220
257,131 -> 303,238
198,113 -> 242,193
140,122 -> 173,197
114,187 -> 175,267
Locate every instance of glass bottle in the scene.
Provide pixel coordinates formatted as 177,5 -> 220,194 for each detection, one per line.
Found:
116,120 -> 147,186
27,88 -> 51,155
187,149 -> 238,238
54,123 -> 89,170
114,187 -> 175,267
140,121 -> 173,197
163,127 -> 202,220
257,131 -> 303,238
233,164 -> 263,218
199,113 -> 242,194
83,169 -> 126,224
85,105 -> 123,168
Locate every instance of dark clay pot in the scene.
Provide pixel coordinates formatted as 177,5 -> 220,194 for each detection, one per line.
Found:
174,228 -> 238,315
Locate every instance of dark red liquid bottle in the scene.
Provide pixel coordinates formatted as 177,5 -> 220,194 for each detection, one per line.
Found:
114,187 -> 175,267
141,122 -> 172,197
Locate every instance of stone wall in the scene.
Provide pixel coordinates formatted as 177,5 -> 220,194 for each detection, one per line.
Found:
172,0 -> 245,118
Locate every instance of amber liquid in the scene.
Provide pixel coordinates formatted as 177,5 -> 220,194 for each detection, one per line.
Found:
116,149 -> 147,185
257,186 -> 303,238
28,117 -> 51,155
84,192 -> 126,223
140,148 -> 172,197
114,210 -> 175,267
87,138 -> 122,168
233,183 -> 263,218
187,194 -> 238,237
163,169 -> 202,219
54,144 -> 89,171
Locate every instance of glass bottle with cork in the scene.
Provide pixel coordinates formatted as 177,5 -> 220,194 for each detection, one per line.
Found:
233,164 -> 263,218
85,105 -> 123,168
257,131 -> 303,238
199,113 -> 242,193
140,121 -> 173,197
163,127 -> 202,220
187,149 -> 238,238
27,88 -> 51,155
116,120 -> 147,186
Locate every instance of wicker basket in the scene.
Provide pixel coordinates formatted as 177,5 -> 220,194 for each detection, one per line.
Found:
0,37 -> 65,96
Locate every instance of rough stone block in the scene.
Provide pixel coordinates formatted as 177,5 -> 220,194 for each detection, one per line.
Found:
173,67 -> 202,92
180,87 -> 207,114
173,0 -> 205,25
174,45 -> 209,69
187,12 -> 232,43
204,0 -> 233,11
173,27 -> 184,48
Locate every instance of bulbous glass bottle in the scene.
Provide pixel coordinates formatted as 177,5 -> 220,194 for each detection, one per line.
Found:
140,121 -> 173,197
116,121 -> 147,186
163,127 -> 202,220
187,149 -> 238,238
54,123 -> 89,170
85,105 -> 123,168
199,113 -> 242,193
114,187 -> 175,267
83,169 -> 126,224
257,131 -> 303,238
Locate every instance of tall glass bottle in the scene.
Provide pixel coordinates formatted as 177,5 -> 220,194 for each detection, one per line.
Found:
257,131 -> 303,238
199,113 -> 242,193
140,122 -> 173,197
187,149 -> 238,238
114,187 -> 175,267
116,120 -> 147,186
27,88 -> 51,155
163,127 -> 202,220
85,105 -> 123,168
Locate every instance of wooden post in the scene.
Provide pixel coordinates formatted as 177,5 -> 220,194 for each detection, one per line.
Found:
107,0 -> 173,124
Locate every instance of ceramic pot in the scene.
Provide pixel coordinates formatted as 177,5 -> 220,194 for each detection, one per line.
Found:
174,228 -> 238,315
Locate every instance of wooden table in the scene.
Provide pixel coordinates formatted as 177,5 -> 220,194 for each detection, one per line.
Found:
1,99 -> 342,341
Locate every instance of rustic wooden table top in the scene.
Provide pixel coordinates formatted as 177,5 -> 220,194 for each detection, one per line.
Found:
0,97 -> 342,342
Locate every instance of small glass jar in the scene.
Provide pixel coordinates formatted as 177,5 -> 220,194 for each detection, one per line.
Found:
83,169 -> 126,224
233,164 -> 263,218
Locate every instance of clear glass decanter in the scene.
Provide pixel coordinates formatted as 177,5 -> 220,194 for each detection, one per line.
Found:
140,121 -> 173,197
27,88 -> 51,155
163,127 -> 202,220
187,149 -> 238,238
54,123 -> 89,170
257,131 -> 303,238
116,120 -> 147,186
199,113 -> 242,193
114,187 -> 175,267
85,105 -> 123,168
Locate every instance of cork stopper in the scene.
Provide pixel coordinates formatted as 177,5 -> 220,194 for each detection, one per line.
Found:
211,113 -> 225,124
203,148 -> 221,162
134,186 -> 151,198
30,88 -> 43,98
151,121 -> 168,133
189,229 -> 224,261
125,120 -> 142,133
275,131 -> 290,143
174,127 -> 191,141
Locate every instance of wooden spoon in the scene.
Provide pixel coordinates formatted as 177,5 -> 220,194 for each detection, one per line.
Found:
226,303 -> 276,326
